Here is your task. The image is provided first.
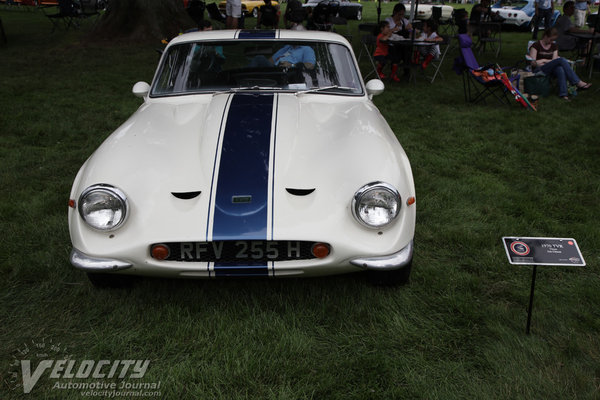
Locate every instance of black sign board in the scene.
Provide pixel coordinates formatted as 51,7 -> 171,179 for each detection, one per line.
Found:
502,237 -> 586,266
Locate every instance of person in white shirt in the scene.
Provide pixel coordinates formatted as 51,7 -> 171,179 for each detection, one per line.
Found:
414,20 -> 443,69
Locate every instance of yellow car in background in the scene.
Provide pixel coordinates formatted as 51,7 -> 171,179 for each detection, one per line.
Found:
218,0 -> 280,18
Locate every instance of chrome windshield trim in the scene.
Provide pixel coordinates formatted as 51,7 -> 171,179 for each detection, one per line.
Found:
70,248 -> 132,271
350,240 -> 413,271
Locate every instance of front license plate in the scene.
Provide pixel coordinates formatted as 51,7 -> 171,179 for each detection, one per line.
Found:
152,240 -> 319,263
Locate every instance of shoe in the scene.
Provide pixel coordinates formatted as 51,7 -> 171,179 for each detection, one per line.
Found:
376,63 -> 386,80
578,82 -> 592,90
390,64 -> 400,82
422,54 -> 434,70
562,96 -> 571,102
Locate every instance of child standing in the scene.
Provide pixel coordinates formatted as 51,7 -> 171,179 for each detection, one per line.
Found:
373,21 -> 400,82
414,20 -> 443,70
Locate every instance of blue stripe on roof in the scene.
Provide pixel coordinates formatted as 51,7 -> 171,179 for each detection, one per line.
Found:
238,30 -> 276,39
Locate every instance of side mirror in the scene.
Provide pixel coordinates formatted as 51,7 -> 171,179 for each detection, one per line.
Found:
132,81 -> 150,98
365,79 -> 385,99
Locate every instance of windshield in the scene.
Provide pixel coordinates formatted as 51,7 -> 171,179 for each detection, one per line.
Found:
497,0 -> 528,8
151,40 -> 363,96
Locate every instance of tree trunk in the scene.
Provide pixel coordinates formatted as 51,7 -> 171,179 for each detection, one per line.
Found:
93,0 -> 195,42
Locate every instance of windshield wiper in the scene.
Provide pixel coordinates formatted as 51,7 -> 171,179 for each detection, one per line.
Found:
294,85 -> 356,96
212,86 -> 283,96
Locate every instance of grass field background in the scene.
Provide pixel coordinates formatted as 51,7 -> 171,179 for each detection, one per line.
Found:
1,3 -> 599,399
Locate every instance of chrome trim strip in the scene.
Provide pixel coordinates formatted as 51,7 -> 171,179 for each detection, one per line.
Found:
349,240 -> 413,271
70,248 -> 133,271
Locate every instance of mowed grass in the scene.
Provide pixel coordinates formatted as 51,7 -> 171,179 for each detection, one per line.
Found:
1,4 -> 600,399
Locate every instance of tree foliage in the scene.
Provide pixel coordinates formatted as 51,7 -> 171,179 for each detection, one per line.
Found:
94,0 -> 195,42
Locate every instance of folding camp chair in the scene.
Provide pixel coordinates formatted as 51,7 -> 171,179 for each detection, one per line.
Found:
78,0 -> 101,24
42,0 -> 78,32
358,33 -> 378,80
332,16 -> 351,41
426,34 -> 451,83
454,34 -> 521,106
475,21 -> 502,58
206,3 -> 226,28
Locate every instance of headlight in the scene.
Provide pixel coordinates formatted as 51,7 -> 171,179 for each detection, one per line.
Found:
78,184 -> 128,231
352,182 -> 401,229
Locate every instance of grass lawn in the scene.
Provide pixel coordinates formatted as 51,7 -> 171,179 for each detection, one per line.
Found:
1,3 -> 599,399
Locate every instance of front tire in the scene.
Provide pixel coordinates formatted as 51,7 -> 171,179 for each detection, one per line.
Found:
367,261 -> 412,286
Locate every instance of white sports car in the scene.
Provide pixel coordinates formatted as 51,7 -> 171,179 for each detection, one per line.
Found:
402,1 -> 454,21
68,30 -> 416,287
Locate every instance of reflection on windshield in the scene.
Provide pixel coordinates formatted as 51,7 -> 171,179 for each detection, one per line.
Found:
151,41 -> 363,96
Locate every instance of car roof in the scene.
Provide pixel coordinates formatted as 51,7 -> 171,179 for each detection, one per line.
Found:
167,30 -> 352,47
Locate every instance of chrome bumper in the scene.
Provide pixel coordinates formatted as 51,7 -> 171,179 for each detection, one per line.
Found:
349,240 -> 413,271
70,248 -> 133,272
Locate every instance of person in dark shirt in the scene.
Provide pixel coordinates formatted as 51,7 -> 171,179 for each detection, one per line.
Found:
529,27 -> 591,100
257,0 -> 280,29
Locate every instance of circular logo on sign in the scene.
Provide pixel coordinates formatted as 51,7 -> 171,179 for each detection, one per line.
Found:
510,241 -> 530,256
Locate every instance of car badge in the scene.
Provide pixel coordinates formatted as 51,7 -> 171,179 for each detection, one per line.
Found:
232,195 -> 252,204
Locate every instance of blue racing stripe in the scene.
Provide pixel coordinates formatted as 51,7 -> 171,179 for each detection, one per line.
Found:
238,30 -> 276,39
212,93 -> 275,277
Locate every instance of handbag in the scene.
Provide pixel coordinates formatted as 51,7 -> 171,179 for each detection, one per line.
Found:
524,74 -> 551,97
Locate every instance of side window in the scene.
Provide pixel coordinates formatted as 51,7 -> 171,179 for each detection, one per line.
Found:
154,44 -> 193,95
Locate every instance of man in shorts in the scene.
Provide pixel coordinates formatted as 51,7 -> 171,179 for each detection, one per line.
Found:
226,0 -> 242,29
574,0 -> 590,28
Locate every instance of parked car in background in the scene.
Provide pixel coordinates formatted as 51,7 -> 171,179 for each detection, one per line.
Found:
68,30 -> 416,287
303,0 -> 363,21
400,1 -> 453,21
491,0 -> 560,29
218,0 -> 279,17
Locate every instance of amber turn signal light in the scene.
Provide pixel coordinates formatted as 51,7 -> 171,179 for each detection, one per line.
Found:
151,244 -> 170,260
311,243 -> 330,259
406,197 -> 416,206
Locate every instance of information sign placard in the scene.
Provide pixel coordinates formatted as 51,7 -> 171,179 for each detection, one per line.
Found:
502,237 -> 586,266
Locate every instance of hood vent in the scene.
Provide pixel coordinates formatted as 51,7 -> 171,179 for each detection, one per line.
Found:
171,191 -> 201,200
286,188 -> 315,196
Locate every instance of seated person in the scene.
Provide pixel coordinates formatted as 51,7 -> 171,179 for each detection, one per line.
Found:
257,0 -> 280,29
249,44 -> 316,69
529,27 -> 591,100
469,0 -> 502,36
470,0 -> 493,25
273,44 -> 315,69
385,3 -> 412,38
414,19 -> 444,70
373,21 -> 397,80
385,3 -> 413,79
555,1 -> 594,52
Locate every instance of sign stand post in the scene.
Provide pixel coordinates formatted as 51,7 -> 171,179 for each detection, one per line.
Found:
502,237 -> 585,335
525,265 -> 537,335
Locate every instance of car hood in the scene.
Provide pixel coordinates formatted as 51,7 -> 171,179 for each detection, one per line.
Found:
72,92 -> 413,249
